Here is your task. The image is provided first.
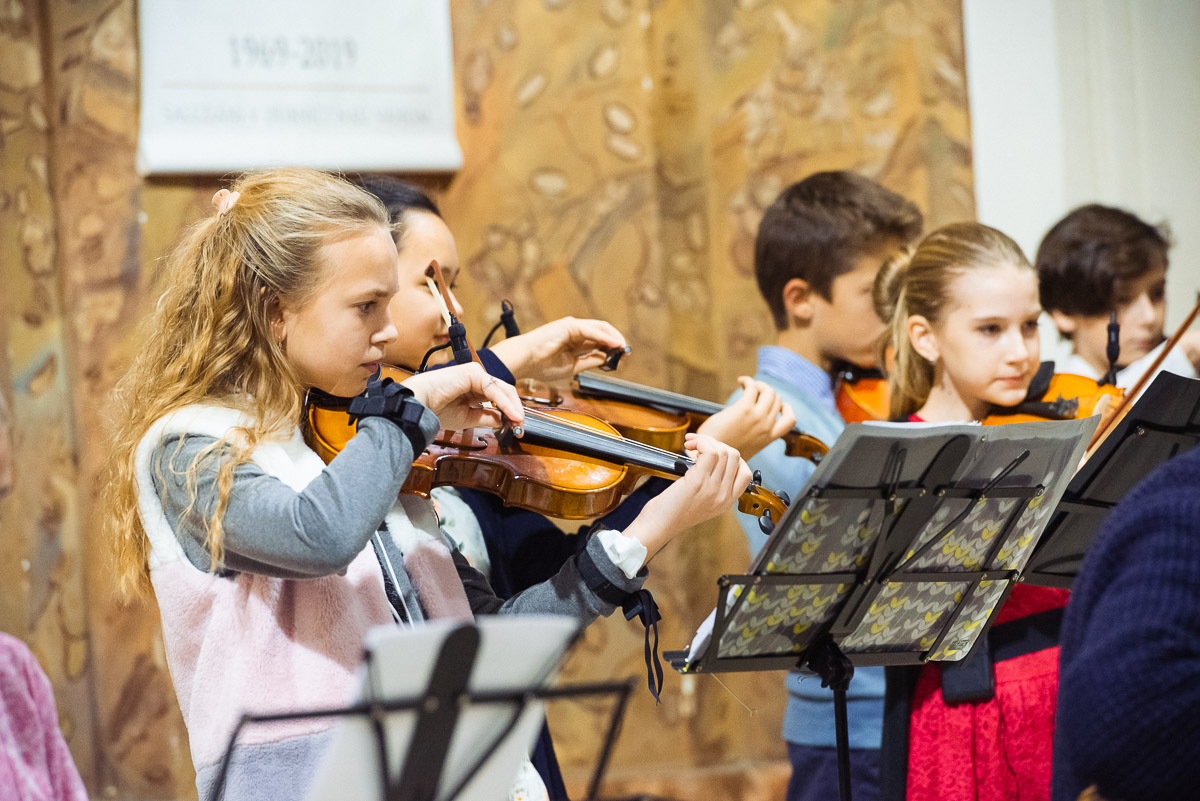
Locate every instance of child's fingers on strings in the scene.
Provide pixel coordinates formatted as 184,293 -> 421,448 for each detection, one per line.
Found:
561,320 -> 627,371
766,383 -> 784,417
401,363 -> 520,429
773,402 -> 797,439
686,436 -> 748,507
684,437 -> 719,483
477,373 -> 524,427
692,433 -> 730,474
725,454 -> 751,503
572,348 -> 615,372
708,440 -> 733,489
520,317 -> 626,363
715,439 -> 741,492
737,377 -> 760,407
751,380 -> 779,419
460,404 -> 505,431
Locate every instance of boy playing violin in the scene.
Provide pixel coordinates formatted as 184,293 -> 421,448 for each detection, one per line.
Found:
1037,203 -> 1199,389
717,171 -> 922,801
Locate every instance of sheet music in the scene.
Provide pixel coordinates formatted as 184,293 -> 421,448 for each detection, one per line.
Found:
679,418 -> 1094,669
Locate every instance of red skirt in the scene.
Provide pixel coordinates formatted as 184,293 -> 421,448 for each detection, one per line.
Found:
905,584 -> 1069,801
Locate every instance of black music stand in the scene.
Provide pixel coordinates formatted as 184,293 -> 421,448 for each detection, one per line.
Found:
1025,370 -> 1200,588
207,618 -> 634,801
665,418 -> 1094,801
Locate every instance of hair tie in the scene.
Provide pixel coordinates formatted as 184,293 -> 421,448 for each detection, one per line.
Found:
212,189 -> 241,217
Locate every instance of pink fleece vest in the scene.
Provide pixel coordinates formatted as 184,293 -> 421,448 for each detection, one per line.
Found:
135,405 -> 396,774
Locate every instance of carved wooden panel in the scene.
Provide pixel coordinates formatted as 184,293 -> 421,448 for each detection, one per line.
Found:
0,1 -> 971,798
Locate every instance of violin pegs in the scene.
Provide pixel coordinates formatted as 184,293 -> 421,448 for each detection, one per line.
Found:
599,345 -> 631,372
758,509 -> 776,535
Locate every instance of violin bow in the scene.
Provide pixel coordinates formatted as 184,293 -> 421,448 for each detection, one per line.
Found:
1087,291 -> 1200,450
424,259 -> 522,435
424,260 -> 482,367
426,260 -> 628,372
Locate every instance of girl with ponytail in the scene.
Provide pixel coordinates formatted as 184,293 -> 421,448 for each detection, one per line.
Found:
874,222 -> 1041,422
875,222 -> 1066,801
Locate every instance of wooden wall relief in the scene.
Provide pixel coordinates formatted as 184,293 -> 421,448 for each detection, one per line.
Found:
0,1 -> 971,797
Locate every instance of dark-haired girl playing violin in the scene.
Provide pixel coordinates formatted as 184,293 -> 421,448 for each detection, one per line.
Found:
356,176 -> 800,799
356,175 -> 794,578
874,222 -> 1066,801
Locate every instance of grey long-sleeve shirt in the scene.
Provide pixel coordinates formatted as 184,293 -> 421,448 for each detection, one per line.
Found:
154,408 -> 651,801
150,413 -> 646,622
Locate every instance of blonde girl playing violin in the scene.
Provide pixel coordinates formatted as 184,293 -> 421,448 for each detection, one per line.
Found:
876,222 -> 1043,424
874,221 -> 1064,801
101,169 -> 751,801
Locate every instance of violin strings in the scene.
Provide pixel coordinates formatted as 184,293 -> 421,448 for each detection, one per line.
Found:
519,408 -> 694,473
521,408 -> 691,462
524,415 -> 691,466
578,374 -> 803,439
521,411 -> 681,465
579,373 -> 723,417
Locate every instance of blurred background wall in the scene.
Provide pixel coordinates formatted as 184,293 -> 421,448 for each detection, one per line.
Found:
0,1 -> 972,798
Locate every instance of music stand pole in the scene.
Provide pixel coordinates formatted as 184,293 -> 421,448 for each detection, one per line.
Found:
802,634 -> 856,801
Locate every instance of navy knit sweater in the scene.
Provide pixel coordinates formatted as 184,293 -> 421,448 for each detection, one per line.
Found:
1053,441 -> 1200,801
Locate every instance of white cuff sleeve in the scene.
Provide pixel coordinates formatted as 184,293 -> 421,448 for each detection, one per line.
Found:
596,528 -> 648,580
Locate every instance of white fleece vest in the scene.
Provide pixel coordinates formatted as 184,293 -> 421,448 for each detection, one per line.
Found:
134,404 -> 398,773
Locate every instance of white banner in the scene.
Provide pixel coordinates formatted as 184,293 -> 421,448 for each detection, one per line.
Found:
137,1 -> 461,175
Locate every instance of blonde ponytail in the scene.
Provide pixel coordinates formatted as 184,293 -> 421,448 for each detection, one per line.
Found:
102,168 -> 392,599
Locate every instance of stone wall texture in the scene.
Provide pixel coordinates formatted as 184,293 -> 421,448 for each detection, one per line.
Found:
0,1 -> 972,798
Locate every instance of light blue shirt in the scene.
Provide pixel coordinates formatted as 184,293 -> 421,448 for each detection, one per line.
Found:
737,347 -> 843,552
727,346 -> 885,750
758,345 -> 840,415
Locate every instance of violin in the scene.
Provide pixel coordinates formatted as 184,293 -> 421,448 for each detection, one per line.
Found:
477,295 -> 826,462
982,363 -> 1124,426
305,259 -> 789,524
834,358 -> 1124,426
833,361 -> 890,424
540,371 -> 829,464
305,365 -> 789,523
517,377 -> 692,452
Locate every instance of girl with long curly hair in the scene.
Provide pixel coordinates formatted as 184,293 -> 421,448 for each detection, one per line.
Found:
101,168 -> 749,801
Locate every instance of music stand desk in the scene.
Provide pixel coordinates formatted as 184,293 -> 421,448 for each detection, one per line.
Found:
1027,371 -> 1200,588
209,616 -> 633,801
667,419 -> 1094,801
